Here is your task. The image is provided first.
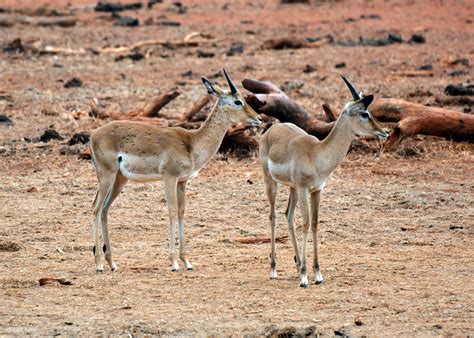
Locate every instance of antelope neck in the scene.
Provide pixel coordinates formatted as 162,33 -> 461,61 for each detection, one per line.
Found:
192,100 -> 232,168
316,113 -> 355,176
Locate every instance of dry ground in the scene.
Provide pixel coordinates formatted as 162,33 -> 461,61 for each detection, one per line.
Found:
1,0 -> 473,336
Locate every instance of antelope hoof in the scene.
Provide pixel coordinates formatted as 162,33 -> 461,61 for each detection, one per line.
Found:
270,269 -> 278,280
171,261 -> 180,272
185,261 -> 193,271
315,270 -> 324,284
96,264 -> 104,273
300,274 -> 308,288
110,262 -> 118,271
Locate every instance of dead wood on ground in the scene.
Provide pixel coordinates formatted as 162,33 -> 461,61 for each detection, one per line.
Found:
235,235 -> 288,244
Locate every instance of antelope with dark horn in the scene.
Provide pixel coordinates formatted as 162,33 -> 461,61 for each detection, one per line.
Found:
89,70 -> 261,272
259,75 -> 388,287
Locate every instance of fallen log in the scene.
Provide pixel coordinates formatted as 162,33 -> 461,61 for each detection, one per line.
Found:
235,235 -> 288,244
243,78 -> 335,139
261,36 -> 330,50
219,124 -> 260,158
32,32 -> 213,56
182,95 -> 212,122
38,277 -> 72,286
139,90 -> 180,118
370,98 -> 474,148
243,78 -> 474,148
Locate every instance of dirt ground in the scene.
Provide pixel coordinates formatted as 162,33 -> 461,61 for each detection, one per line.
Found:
1,0 -> 473,336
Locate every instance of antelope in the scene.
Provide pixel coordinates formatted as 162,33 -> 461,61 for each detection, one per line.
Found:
89,70 -> 261,272
259,75 -> 389,287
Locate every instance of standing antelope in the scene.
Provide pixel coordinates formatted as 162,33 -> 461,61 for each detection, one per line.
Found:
89,70 -> 261,272
259,75 -> 389,287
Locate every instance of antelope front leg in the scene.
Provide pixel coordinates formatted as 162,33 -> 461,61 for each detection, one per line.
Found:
177,180 -> 193,270
311,190 -> 324,284
164,176 -> 180,271
297,186 -> 310,288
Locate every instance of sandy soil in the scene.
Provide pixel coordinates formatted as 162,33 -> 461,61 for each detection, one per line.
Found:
1,0 -> 473,336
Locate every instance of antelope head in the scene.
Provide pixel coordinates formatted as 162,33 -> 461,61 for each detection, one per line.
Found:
202,69 -> 262,126
341,75 -> 389,140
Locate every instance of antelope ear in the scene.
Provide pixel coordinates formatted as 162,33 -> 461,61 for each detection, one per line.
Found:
202,77 -> 224,96
347,95 -> 374,115
357,95 -> 374,109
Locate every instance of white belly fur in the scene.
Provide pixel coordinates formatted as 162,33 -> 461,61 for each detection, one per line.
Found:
118,153 -> 198,182
268,160 -> 293,186
268,159 -> 328,191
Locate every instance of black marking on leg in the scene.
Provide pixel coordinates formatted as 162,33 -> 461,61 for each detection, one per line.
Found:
300,266 -> 307,275
92,246 -> 96,255
294,255 -> 297,263
118,155 -> 122,163
270,261 -> 276,269
103,244 -> 107,253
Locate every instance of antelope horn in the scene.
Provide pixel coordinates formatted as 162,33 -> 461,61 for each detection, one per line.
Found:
340,74 -> 361,101
223,68 -> 238,94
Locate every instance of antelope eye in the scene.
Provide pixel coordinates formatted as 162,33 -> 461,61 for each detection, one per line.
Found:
361,112 -> 369,118
234,100 -> 243,106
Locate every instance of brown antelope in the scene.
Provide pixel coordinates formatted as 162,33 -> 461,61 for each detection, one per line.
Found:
259,75 -> 389,287
89,70 -> 261,272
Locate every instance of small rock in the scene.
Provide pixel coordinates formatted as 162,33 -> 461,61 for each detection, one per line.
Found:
419,64 -> 433,71
449,225 -> 463,230
433,324 -> 443,329
27,187 -> 38,193
240,19 -> 253,24
246,179 -> 253,185
354,316 -> 363,326
409,34 -> 426,44
444,84 -> 474,96
115,52 -> 144,62
0,115 -> 13,126
64,322 -> 73,326
335,62 -> 346,68
281,80 -> 305,92
448,70 -> 469,77
148,0 -> 162,9
40,129 -> 64,142
95,2 -> 143,12
64,77 -> 82,88
303,64 -> 316,73
227,42 -> 245,56
0,241 -> 22,252
388,33 -> 403,43
181,70 -> 194,77
114,16 -> 139,27
157,20 -> 181,27
2,38 -> 25,53
197,50 -> 215,58
173,2 -> 187,14
68,132 -> 90,145
360,14 -> 381,20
